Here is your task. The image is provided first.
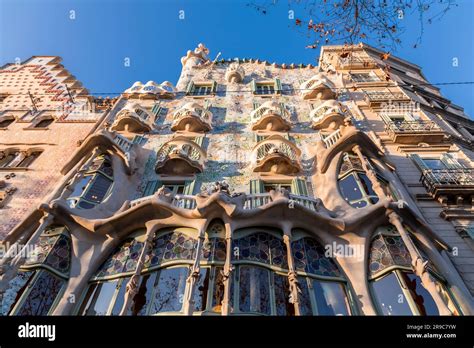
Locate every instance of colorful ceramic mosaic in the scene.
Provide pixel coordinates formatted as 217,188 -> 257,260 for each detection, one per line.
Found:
291,237 -> 341,277
369,234 -> 412,278
232,232 -> 288,270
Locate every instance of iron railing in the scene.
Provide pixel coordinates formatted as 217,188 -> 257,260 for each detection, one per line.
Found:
421,169 -> 474,193
385,120 -> 441,134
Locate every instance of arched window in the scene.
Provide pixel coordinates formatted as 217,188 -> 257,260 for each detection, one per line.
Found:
369,226 -> 460,315
79,227 -> 202,316
2,226 -> 71,316
291,230 -> 353,316
337,151 -> 380,208
230,228 -> 293,316
67,154 -> 114,209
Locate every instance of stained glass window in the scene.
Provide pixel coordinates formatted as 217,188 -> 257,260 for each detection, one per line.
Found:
1,271 -> 35,315
94,238 -> 144,280
145,231 -> 197,269
369,234 -> 411,279
15,270 -> 65,315
274,273 -> 294,316
291,237 -> 341,277
238,266 -> 271,315
232,232 -> 288,270
297,277 -> 313,316
148,267 -> 188,314
200,237 -> 226,262
193,268 -> 210,311
211,267 -> 225,313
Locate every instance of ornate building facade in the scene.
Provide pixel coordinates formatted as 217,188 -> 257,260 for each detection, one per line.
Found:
0,44 -> 473,316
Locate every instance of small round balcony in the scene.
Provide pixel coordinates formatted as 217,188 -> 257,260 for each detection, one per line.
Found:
111,103 -> 153,133
250,101 -> 291,132
310,100 -> 346,130
252,135 -> 301,175
300,73 -> 336,100
155,136 -> 206,175
225,62 -> 245,83
171,102 -> 212,132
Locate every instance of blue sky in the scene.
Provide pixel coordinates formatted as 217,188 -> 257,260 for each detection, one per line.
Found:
1,0 -> 473,115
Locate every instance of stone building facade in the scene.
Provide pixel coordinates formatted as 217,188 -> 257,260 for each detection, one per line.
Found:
0,44 -> 473,316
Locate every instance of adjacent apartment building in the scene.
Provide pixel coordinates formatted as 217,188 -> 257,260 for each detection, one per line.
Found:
0,43 -> 473,316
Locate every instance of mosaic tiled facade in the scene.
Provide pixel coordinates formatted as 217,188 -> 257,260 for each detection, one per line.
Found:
1,44 -> 474,316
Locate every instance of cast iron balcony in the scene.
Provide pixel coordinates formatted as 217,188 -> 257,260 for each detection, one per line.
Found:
421,168 -> 474,200
299,74 -> 336,100
384,117 -> 444,144
364,91 -> 410,107
250,101 -> 291,131
155,136 -> 206,175
310,100 -> 346,130
336,56 -> 377,70
252,135 -> 301,175
171,102 -> 212,132
111,103 -> 153,133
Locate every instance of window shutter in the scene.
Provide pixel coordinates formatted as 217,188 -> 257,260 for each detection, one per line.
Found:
254,134 -> 266,143
279,102 -> 286,116
151,103 -> 161,116
274,78 -> 282,94
441,153 -> 464,169
183,180 -> 196,209
185,81 -> 195,95
253,101 -> 261,110
250,80 -> 257,94
194,136 -> 204,147
204,99 -> 211,110
410,154 -> 429,171
132,135 -> 145,144
291,177 -> 309,196
143,180 -> 161,197
211,81 -> 218,94
250,179 -> 264,194
183,180 -> 196,195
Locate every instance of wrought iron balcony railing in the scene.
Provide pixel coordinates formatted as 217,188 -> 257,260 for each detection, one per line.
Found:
421,169 -> 474,195
385,120 -> 441,133
243,192 -> 319,211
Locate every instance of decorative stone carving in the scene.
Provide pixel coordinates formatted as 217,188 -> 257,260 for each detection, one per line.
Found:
225,62 -> 245,83
180,43 -> 210,67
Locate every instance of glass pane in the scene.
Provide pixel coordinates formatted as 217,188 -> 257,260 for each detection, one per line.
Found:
2,271 -> 35,315
423,159 -> 445,170
297,277 -> 313,316
69,176 -> 93,198
371,272 -> 413,315
84,280 -> 118,315
149,267 -> 188,314
358,173 -> 377,197
339,174 -> 363,202
274,274 -> 294,316
16,270 -> 64,315
83,174 -> 112,203
131,273 -> 156,315
211,267 -> 225,313
238,266 -> 271,315
193,268 -> 210,311
312,280 -> 351,316
401,272 -> 439,315
110,277 -> 130,315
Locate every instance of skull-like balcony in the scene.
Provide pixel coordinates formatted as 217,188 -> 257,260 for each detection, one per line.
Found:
310,100 -> 347,130
155,136 -> 206,175
171,102 -> 212,132
300,74 -> 336,100
111,103 -> 153,133
252,135 -> 301,175
250,101 -> 291,131
124,80 -> 176,99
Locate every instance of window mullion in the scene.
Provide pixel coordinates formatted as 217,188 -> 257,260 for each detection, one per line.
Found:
394,270 -> 420,315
